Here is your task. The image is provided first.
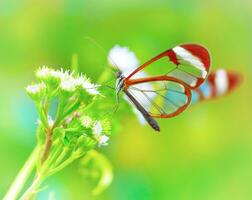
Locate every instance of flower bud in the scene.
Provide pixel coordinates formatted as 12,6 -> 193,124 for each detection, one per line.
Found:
36,67 -> 63,97
92,121 -> 110,147
26,82 -> 46,101
81,116 -> 93,128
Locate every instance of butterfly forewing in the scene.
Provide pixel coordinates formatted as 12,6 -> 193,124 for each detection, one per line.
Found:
126,79 -> 191,118
125,44 -> 211,89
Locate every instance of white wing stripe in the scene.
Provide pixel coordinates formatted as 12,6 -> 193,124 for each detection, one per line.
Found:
173,46 -> 207,79
215,69 -> 228,96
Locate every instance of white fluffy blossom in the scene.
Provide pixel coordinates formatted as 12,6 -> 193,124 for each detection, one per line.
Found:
72,75 -> 100,95
74,75 -> 86,87
82,80 -> 100,95
92,121 -> 109,146
93,121 -> 103,136
60,75 -> 76,92
50,68 -> 64,79
108,45 -> 155,125
98,135 -> 109,146
26,82 -> 46,94
48,115 -> 54,128
36,67 -> 65,82
108,45 -> 140,72
36,66 -> 51,79
35,67 -> 100,95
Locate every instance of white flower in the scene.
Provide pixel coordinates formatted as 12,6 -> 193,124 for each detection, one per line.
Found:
81,116 -> 93,128
74,75 -> 86,87
82,80 -> 100,95
92,121 -> 109,146
73,74 -> 100,95
48,115 -> 54,128
108,45 -> 156,126
36,66 -> 51,79
65,116 -> 72,124
108,45 -> 140,71
36,67 -> 65,83
50,68 -> 64,79
98,135 -> 109,146
93,121 -> 103,136
35,67 -> 100,95
26,82 -> 46,94
60,75 -> 76,92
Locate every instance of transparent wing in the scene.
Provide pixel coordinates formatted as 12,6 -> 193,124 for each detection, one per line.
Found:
125,79 -> 191,118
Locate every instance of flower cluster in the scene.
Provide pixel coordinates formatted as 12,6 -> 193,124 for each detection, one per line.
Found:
108,45 -> 139,71
18,66 -> 113,199
27,67 -> 111,147
26,66 -> 100,99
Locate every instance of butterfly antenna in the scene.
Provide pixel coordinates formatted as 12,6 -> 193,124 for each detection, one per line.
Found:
83,36 -> 121,117
84,36 -> 120,74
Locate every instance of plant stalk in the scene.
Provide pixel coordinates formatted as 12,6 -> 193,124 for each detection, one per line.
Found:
41,129 -> 52,163
3,146 -> 39,200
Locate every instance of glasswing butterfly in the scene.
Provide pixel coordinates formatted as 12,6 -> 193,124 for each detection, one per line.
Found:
113,44 -> 211,131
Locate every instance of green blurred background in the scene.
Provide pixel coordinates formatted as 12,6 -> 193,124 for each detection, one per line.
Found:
1,0 -> 252,199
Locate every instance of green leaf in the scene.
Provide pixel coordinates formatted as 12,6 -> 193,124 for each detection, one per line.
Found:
63,136 -> 70,145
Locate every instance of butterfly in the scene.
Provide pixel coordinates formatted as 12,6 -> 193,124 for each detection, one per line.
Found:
110,44 -> 211,131
109,45 -> 242,131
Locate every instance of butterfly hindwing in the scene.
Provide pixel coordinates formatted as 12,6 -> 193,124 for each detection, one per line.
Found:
191,69 -> 242,103
125,78 -> 191,118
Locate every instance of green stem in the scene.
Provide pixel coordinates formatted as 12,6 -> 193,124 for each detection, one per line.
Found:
41,129 -> 52,163
46,143 -> 64,170
19,173 -> 44,200
3,146 -> 39,200
48,155 -> 77,176
54,147 -> 69,167
19,143 -> 63,200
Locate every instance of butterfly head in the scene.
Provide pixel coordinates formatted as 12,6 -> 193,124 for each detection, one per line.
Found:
115,71 -> 125,90
116,71 -> 123,78
115,70 -> 125,97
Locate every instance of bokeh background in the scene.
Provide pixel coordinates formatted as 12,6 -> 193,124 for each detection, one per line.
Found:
1,0 -> 252,199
